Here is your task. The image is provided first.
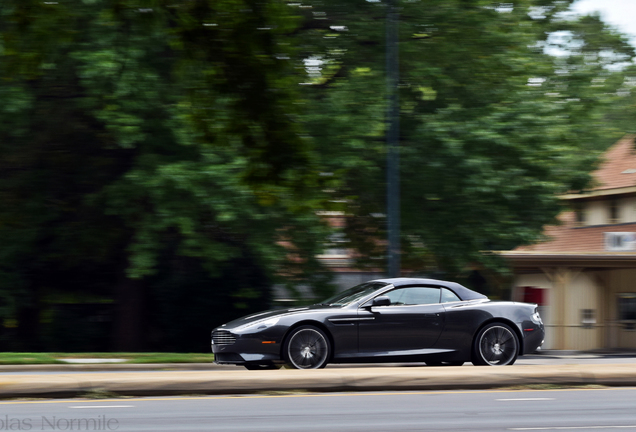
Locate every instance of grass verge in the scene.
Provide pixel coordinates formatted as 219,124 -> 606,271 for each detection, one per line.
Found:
0,352 -> 215,365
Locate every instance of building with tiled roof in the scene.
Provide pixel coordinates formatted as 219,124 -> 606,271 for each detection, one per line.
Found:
502,135 -> 636,351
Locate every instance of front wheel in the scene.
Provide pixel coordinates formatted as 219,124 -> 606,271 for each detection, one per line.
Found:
472,323 -> 519,366
283,325 -> 331,369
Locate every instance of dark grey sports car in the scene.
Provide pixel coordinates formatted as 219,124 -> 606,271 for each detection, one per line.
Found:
211,278 -> 544,369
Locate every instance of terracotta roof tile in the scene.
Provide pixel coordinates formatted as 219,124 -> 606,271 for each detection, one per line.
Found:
592,134 -> 636,191
515,212 -> 636,253
511,135 -> 636,254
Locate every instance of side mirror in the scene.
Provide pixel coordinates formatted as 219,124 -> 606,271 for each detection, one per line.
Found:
371,296 -> 391,307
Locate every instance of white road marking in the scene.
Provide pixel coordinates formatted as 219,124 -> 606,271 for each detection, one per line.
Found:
68,405 -> 134,409
497,398 -> 556,401
509,426 -> 636,430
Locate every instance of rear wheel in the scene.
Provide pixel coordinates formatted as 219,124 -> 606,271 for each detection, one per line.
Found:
472,322 -> 519,366
283,325 -> 331,369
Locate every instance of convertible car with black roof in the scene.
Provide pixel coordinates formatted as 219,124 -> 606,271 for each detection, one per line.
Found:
211,278 -> 544,369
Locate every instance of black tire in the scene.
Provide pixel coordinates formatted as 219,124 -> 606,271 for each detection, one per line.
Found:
425,361 -> 464,367
243,364 -> 281,370
283,325 -> 331,369
471,322 -> 519,366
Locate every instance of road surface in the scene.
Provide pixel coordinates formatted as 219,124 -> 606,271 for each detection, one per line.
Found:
2,387 -> 635,431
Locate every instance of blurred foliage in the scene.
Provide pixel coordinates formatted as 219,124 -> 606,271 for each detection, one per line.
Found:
298,0 -> 635,274
0,0 -> 635,349
0,0 -> 331,350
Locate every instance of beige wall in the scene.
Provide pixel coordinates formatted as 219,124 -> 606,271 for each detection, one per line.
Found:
514,270 -> 601,350
621,197 -> 636,223
586,200 -> 607,225
514,268 -> 636,351
581,196 -> 636,225
561,271 -> 601,351
601,269 -> 636,349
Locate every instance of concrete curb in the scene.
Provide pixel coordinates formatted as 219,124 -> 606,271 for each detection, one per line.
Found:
0,363 -> 635,398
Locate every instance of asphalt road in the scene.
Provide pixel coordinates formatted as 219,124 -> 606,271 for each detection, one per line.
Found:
2,387 -> 636,432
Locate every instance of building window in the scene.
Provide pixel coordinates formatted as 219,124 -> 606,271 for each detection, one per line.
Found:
618,293 -> 636,330
581,309 -> 596,329
609,199 -> 620,224
604,232 -> 636,251
323,231 -> 349,257
573,202 -> 586,226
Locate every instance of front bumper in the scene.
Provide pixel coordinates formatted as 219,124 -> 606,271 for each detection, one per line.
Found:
211,329 -> 284,365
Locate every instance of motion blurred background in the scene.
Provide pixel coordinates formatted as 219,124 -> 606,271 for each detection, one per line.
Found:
0,0 -> 634,353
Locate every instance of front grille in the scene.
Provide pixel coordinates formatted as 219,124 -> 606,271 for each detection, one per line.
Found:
212,330 -> 236,345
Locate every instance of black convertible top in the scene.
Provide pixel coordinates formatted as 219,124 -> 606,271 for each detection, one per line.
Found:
372,277 -> 488,301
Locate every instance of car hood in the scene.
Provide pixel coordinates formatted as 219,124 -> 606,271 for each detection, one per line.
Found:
218,304 -> 337,330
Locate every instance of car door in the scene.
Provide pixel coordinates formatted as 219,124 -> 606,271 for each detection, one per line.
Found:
357,286 -> 445,356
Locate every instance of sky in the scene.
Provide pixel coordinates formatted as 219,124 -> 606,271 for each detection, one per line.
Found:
572,0 -> 636,46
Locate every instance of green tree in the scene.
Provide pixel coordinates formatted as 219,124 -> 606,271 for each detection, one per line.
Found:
0,0 -> 331,350
297,0 -> 635,276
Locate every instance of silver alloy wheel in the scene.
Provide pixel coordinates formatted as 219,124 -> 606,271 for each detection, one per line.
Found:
286,327 -> 329,369
478,325 -> 518,365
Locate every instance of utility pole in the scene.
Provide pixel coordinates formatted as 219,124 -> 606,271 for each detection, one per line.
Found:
386,0 -> 400,277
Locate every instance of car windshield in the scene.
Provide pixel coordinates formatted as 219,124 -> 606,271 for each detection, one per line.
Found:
318,282 -> 389,306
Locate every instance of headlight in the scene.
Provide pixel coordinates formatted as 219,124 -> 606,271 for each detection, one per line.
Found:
236,317 -> 280,332
532,310 -> 542,323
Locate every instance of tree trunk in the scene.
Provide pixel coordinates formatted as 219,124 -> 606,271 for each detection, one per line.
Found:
16,305 -> 40,351
112,277 -> 145,351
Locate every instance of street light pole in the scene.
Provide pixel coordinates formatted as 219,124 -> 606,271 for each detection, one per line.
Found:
386,0 -> 400,278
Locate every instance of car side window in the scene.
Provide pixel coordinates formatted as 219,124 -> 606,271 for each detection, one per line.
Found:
384,287 -> 441,305
441,288 -> 461,303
